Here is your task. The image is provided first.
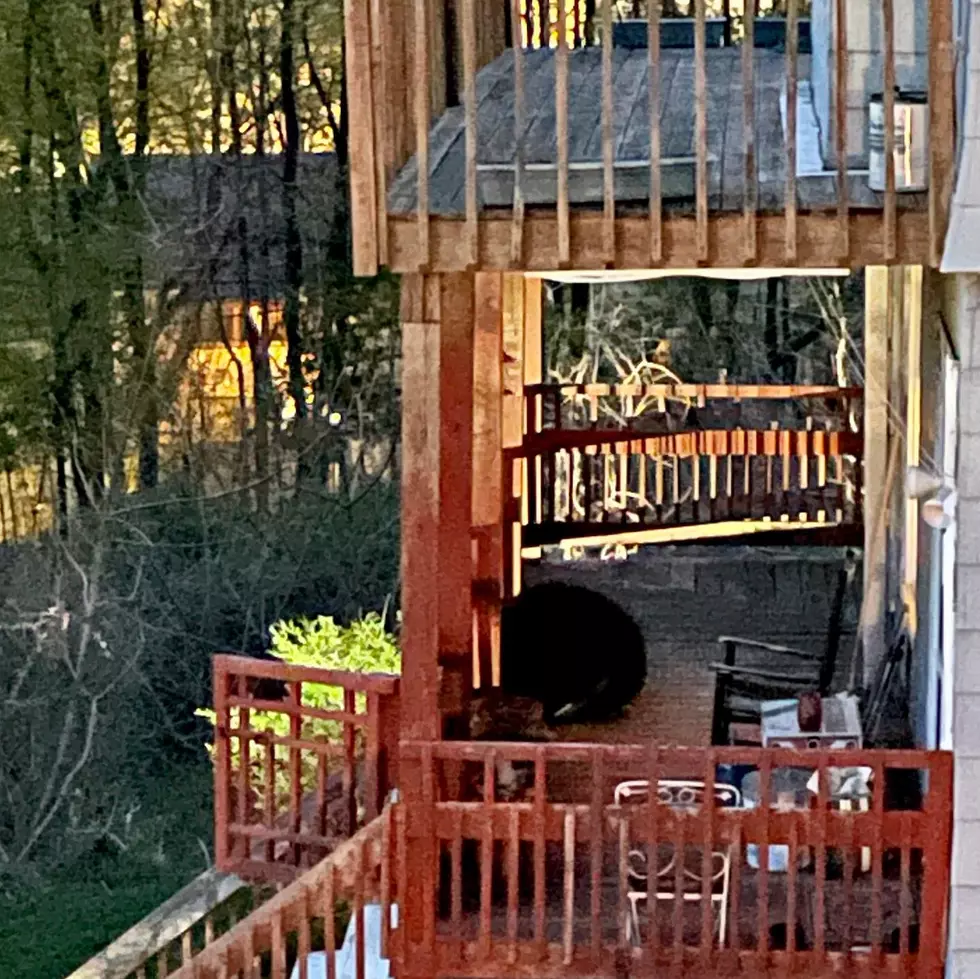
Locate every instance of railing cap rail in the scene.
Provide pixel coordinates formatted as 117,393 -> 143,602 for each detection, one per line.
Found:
167,816 -> 387,979
63,868 -> 247,979
398,739 -> 952,771
214,653 -> 400,695
523,382 -> 865,401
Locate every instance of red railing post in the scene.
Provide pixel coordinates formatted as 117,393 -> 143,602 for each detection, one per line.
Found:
213,656 -> 231,871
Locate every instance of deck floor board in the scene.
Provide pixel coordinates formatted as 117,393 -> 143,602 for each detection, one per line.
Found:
386,47 -> 927,217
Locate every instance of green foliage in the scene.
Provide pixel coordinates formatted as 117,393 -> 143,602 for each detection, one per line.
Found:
270,611 -> 401,676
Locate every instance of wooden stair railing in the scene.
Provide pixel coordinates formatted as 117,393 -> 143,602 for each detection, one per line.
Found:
163,813 -> 392,979
64,869 -> 264,979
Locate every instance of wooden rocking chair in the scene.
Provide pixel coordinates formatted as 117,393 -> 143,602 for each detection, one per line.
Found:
710,552 -> 857,746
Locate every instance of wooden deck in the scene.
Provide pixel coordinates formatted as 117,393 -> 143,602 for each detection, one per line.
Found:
387,48 -> 926,217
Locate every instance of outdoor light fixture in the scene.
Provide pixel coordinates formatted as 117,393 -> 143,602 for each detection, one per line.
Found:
906,465 -> 958,530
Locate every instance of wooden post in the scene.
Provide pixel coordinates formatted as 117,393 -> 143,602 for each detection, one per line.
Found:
472,273 -> 504,688
903,266 -> 923,638
400,275 -> 442,740
439,274 -> 476,728
863,267 -> 890,686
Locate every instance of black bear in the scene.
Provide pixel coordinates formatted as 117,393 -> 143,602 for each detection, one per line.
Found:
500,581 -> 646,724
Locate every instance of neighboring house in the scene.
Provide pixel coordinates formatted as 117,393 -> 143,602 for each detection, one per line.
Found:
74,3 -> 980,979
0,154 -> 344,535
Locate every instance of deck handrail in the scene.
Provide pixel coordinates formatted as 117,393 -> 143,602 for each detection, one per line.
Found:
213,655 -> 400,881
395,740 -> 953,979
523,383 -> 865,402
63,869 -> 252,979
167,813 -> 392,979
346,0 -> 955,273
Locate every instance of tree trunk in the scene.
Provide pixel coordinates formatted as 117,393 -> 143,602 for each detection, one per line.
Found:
280,0 -> 309,481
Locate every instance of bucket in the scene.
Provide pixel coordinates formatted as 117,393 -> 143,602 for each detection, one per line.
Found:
869,89 -> 929,193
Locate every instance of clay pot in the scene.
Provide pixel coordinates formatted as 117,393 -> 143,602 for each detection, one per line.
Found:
797,691 -> 823,733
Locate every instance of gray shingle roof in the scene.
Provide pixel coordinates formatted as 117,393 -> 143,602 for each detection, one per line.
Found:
137,152 -> 340,300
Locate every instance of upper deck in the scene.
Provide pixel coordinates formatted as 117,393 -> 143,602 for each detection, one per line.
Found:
345,1 -> 955,275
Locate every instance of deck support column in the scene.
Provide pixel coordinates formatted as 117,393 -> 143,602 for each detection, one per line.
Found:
472,273 -> 505,689
399,272 -> 476,978
400,273 -> 477,740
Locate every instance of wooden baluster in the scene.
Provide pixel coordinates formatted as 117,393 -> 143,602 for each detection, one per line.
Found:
344,688 -> 357,835
601,0 -> 615,264
296,886 -> 312,979
743,0 -> 757,263
869,760 -> 885,968
618,808 -> 630,953
656,447 -> 665,525
694,0 -> 708,262
413,0 -> 431,269
477,749 -> 497,963
556,0 -> 571,266
272,907 -> 286,979
813,753 -> 828,966
355,839 -> 367,979
534,746 -> 549,961
508,806 -> 521,963
899,809 -> 912,965
646,746 -> 662,962
699,751 -> 716,966
462,0 -> 478,267
672,442 -> 681,524
317,751 -> 329,855
842,788 -> 856,965
365,692 -> 381,820
157,947 -> 169,979
214,660 -> 232,869
919,753 -> 953,975
182,931 -> 193,967
323,861 -> 337,978
264,735 -> 276,864
834,0 -> 849,262
785,0 -> 798,262
757,755 -> 772,970
882,0 -> 896,261
649,0 -> 662,263
726,767 -> 743,966
511,0 -> 526,264
289,681 -> 303,866
381,804 -> 394,959
590,749 -> 604,968
670,775 -> 686,972
786,811 -> 799,964
563,808 -> 576,965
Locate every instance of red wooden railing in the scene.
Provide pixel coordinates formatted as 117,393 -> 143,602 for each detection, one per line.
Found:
509,384 -> 863,545
347,0 -> 955,273
168,813 -> 392,979
212,654 -> 400,881
394,741 -> 952,979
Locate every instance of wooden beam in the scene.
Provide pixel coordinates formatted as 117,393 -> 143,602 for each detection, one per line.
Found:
472,273 -> 504,689
386,210 -> 932,273
400,274 -> 441,740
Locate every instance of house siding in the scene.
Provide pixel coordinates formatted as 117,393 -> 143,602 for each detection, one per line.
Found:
952,274 -> 980,975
